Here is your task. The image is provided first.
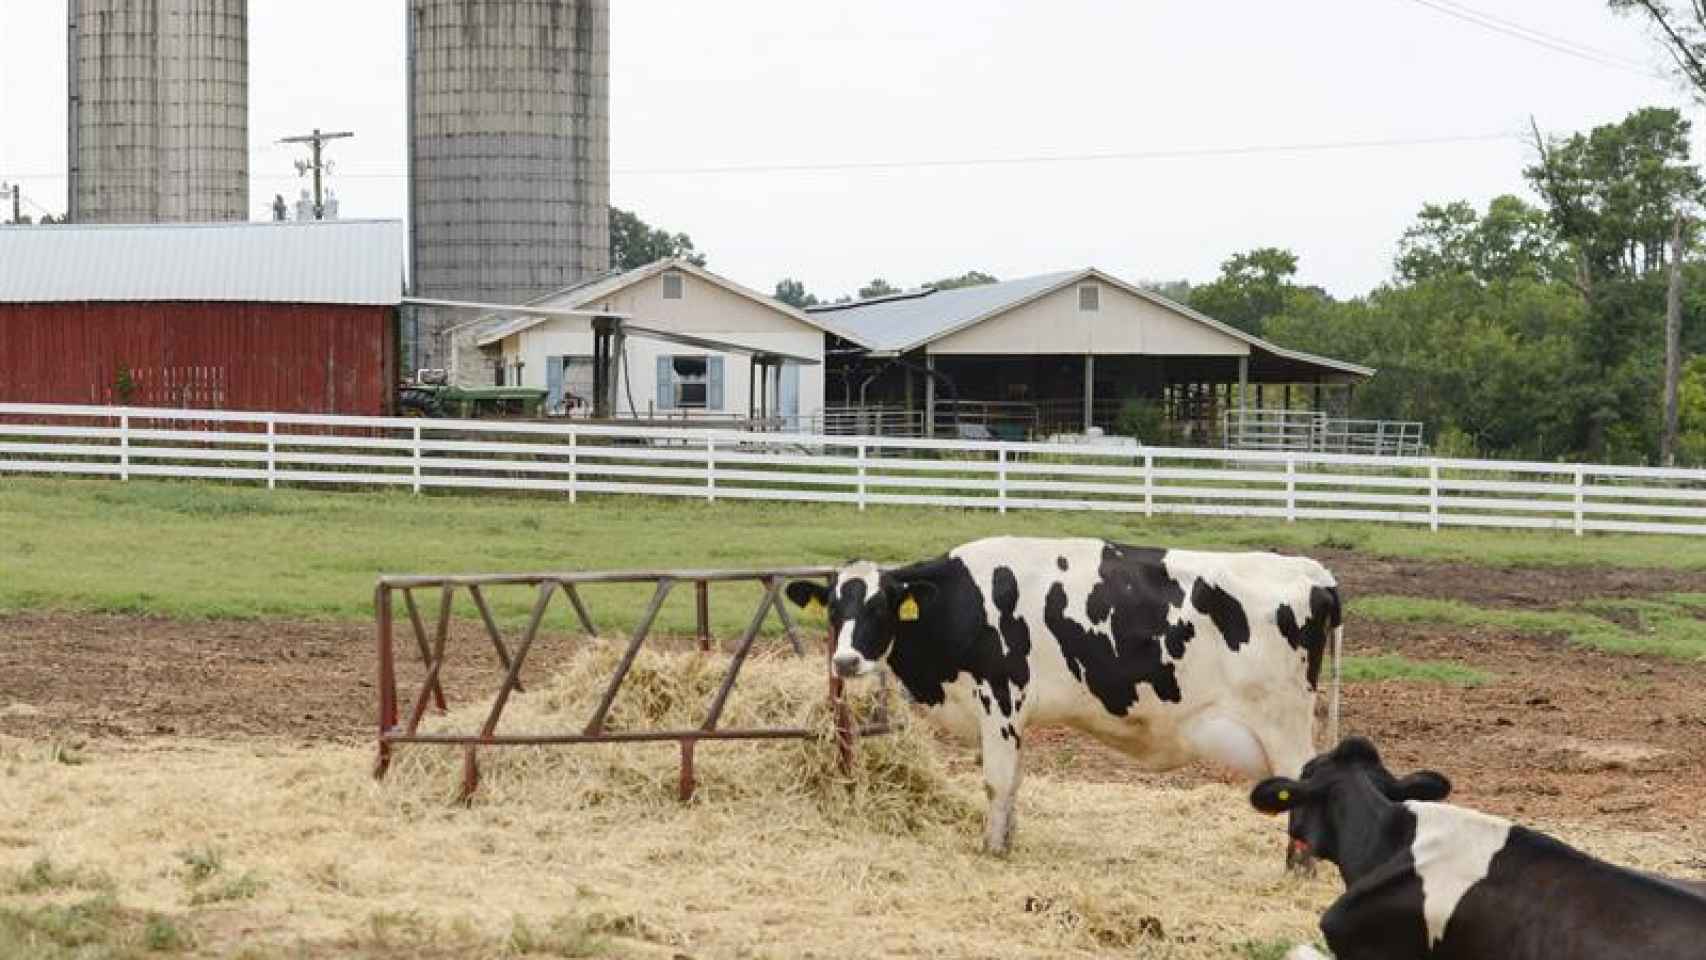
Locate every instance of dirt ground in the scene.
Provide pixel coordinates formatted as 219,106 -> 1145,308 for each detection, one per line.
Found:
3,553 -> 1704,836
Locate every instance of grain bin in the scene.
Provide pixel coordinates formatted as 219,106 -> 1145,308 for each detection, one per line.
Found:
67,0 -> 249,223
407,0 -> 611,369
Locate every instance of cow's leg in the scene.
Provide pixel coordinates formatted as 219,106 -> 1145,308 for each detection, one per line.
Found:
1181,713 -> 1272,780
979,715 -> 1022,856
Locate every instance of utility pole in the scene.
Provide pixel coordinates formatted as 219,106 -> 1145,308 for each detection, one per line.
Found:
1,183 -> 18,224
278,128 -> 354,220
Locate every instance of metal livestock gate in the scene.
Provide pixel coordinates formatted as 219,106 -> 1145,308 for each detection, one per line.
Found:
0,302 -> 398,416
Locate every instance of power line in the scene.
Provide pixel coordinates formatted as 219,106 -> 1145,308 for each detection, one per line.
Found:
1399,0 -> 1665,78
5,130 -> 1522,182
610,133 -> 1520,176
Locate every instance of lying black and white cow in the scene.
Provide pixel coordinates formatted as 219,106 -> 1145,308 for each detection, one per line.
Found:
786,535 -> 1343,854
1252,736 -> 1706,960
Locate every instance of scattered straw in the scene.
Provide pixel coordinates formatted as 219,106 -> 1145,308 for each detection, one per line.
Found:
387,645 -> 980,835
3,649 -> 1702,958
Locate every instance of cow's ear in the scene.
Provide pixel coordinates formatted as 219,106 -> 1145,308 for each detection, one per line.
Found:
1388,770 -> 1451,803
785,580 -> 830,613
895,580 -> 938,622
1250,777 -> 1307,815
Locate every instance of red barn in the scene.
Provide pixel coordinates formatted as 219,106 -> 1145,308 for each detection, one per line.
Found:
0,220 -> 404,415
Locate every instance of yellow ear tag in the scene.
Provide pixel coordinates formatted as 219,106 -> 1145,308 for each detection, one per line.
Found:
897,596 -> 920,622
1277,790 -> 1291,803
805,598 -> 824,616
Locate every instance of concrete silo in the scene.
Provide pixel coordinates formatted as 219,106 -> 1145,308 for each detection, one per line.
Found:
407,0 -> 611,369
67,0 -> 249,223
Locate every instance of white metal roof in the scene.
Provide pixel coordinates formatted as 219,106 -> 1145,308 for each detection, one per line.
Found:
808,267 -> 1373,378
0,220 -> 407,305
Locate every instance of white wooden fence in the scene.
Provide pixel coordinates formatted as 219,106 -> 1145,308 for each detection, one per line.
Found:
2,403 -> 1704,536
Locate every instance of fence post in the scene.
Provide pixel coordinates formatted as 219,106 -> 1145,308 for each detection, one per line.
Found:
568,429 -> 578,504
705,435 -> 717,503
1573,466 -> 1585,537
856,441 -> 867,511
1143,452 -> 1154,518
1428,461 -> 1439,532
411,423 -> 422,495
117,413 -> 130,482
997,446 -> 1008,514
1285,455 -> 1296,522
266,416 -> 276,490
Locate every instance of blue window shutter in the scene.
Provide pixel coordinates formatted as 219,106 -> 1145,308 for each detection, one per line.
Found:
546,356 -> 565,412
656,355 -> 674,410
707,356 -> 725,409
780,362 -> 800,422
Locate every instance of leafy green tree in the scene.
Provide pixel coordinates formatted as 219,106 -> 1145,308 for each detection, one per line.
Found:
924,270 -> 998,290
1186,248 -> 1313,335
1526,107 -> 1702,457
858,278 -> 901,299
1395,196 -> 1562,286
773,278 -> 819,309
608,206 -> 707,272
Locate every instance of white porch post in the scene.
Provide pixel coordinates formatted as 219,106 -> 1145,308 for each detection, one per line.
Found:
1083,354 -> 1095,432
925,354 -> 936,438
1237,355 -> 1250,444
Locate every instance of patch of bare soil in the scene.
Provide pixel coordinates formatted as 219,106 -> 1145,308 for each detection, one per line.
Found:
1303,549 -> 1701,609
997,620 -> 1706,835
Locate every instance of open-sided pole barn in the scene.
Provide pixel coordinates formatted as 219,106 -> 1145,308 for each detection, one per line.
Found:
810,268 -> 1373,444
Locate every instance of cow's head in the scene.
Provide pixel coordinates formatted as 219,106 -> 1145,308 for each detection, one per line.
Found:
1251,736 -> 1451,882
785,562 -> 935,678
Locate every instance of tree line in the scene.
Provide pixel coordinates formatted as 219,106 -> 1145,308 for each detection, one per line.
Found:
1147,104 -> 1704,466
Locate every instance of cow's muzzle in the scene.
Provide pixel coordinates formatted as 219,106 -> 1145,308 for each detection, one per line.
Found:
1285,838 -> 1317,875
831,653 -> 865,678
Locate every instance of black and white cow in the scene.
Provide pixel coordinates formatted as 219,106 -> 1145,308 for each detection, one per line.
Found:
1252,736 -> 1706,960
785,535 -> 1343,854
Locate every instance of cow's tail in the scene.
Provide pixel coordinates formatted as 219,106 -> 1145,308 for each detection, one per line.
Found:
1327,623 -> 1344,747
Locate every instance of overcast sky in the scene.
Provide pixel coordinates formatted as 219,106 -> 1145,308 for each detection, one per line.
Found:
0,1 -> 1697,300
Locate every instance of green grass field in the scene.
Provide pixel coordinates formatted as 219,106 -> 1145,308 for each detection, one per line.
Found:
2,477 -> 1703,641
1355,594 -> 1706,659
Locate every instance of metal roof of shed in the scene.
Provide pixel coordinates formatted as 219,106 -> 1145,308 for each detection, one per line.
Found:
807,267 -> 1373,378
0,220 -> 406,306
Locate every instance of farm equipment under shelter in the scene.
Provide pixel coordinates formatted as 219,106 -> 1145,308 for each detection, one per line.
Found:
398,383 -> 548,419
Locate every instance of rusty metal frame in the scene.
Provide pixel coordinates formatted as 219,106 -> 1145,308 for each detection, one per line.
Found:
371,566 -> 892,801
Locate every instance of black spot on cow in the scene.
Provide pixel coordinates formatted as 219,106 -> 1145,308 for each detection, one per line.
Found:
1190,579 -> 1251,651
976,690 -> 992,714
1163,620 -> 1195,659
1044,544 -> 1184,715
1057,556 -> 1069,571
878,555 -> 1031,716
1276,585 -> 1342,689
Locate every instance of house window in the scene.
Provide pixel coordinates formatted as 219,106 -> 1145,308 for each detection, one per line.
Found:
1078,284 -> 1100,312
672,356 -> 708,408
662,272 -> 684,300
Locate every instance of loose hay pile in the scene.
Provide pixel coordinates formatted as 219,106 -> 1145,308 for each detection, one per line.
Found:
11,643 -> 1703,956
387,644 -> 981,834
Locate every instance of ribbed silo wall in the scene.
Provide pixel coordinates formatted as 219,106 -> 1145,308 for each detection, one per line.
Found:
68,0 -> 249,223
407,0 -> 611,369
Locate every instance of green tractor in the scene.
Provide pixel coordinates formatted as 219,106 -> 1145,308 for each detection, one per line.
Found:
398,383 -> 548,419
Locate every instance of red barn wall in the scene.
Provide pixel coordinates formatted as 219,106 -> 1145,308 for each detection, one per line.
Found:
0,302 -> 397,415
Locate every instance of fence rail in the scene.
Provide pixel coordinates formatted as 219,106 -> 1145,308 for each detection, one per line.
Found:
2,403 -> 1704,536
